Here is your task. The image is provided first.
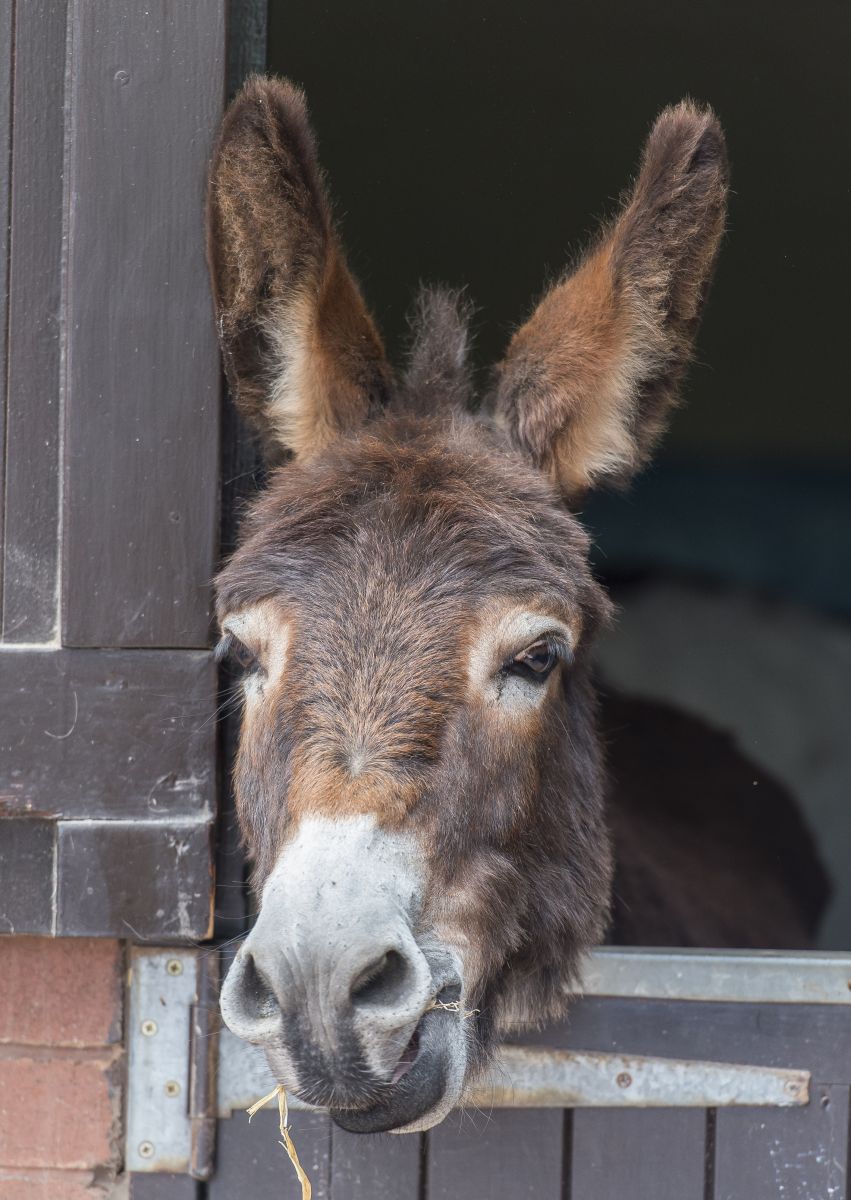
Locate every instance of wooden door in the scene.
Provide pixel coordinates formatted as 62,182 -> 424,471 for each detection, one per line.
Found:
0,0 -> 225,939
128,949 -> 851,1200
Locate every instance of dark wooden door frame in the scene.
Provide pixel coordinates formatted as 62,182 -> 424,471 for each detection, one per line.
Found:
0,0 -> 226,938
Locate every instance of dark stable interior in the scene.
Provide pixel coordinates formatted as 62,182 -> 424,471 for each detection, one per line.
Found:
266,0 -> 850,950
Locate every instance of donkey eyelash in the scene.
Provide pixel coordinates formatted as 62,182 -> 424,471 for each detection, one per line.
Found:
215,632 -> 261,672
500,633 -> 573,675
214,633 -> 234,664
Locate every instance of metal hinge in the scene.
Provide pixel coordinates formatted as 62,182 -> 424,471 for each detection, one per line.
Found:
126,948 -> 219,1177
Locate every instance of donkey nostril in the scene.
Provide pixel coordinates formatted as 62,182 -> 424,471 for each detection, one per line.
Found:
350,949 -> 411,1010
237,950 -> 279,1021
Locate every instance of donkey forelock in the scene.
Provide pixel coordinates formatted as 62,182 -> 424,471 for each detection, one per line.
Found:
209,75 -> 727,1132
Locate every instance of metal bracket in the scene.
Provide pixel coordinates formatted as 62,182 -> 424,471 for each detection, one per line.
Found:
126,947 -> 219,1177
584,948 -> 851,1005
215,1029 -> 809,1116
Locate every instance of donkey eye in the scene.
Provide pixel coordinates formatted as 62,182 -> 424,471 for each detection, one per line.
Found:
506,637 -> 565,682
215,632 -> 260,673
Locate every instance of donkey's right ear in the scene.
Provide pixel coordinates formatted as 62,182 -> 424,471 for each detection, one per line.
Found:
206,76 -> 392,460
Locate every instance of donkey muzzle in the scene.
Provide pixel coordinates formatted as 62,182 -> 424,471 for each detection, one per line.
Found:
219,815 -> 468,1130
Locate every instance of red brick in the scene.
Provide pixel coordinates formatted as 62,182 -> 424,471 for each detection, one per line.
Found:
0,1057 -> 116,1169
0,938 -> 122,1048
0,1169 -> 100,1198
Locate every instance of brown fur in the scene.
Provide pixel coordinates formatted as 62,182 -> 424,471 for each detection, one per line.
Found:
208,79 -> 823,1080
493,100 -> 728,499
206,77 -> 393,459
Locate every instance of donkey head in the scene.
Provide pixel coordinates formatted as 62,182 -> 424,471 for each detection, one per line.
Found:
209,77 -> 727,1133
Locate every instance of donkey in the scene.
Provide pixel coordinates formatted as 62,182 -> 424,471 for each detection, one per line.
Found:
207,78 -> 827,1134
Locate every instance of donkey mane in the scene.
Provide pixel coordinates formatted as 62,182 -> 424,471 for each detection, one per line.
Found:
401,287 -> 477,415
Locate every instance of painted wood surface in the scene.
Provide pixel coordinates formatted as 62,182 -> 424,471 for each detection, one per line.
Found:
330,1125 -> 421,1199
428,1108 -> 565,1200
2,0 -> 67,641
129,1175 -> 200,1200
61,0 -> 224,647
0,0 -> 14,612
570,1108 -> 706,1200
0,649 -> 215,820
208,1110 -> 333,1200
56,818 -> 213,939
0,3 -> 225,937
714,1084 -> 849,1200
0,647 -> 216,936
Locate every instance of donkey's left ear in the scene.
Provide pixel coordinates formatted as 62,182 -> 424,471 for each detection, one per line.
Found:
207,76 -> 392,461
493,101 -> 728,499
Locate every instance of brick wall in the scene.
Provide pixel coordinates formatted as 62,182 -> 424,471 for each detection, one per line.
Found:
0,938 -> 125,1198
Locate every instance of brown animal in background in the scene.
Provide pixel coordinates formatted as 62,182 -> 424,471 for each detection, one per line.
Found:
207,77 -> 826,1134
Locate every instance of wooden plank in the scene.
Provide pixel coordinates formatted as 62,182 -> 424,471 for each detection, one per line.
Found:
570,1109 -> 706,1200
527,996 -> 851,1085
427,1108 -> 564,1200
61,0 -> 224,647
0,0 -> 11,614
56,818 -> 213,939
213,659 -> 250,936
0,817 -> 55,934
129,1175 -> 200,1200
714,1084 -> 849,1200
0,0 -> 13,615
331,1125 -> 421,1199
0,648 -> 215,820
1,0 -> 67,641
209,1110 -> 332,1200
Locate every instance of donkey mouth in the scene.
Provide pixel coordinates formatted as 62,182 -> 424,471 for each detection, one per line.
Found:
390,1026 -> 421,1085
329,1008 -> 457,1134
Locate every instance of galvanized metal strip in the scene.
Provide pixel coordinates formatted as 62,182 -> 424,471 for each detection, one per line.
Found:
581,948 -> 851,1005
216,1030 -> 809,1115
466,1046 -> 809,1109
126,949 -> 199,1173
217,1026 -> 278,1117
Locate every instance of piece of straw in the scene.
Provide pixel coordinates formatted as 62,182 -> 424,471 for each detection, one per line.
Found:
247,1085 -> 311,1200
426,998 -> 479,1020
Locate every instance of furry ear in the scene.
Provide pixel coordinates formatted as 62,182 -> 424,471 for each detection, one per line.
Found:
493,101 -> 728,499
206,76 -> 392,460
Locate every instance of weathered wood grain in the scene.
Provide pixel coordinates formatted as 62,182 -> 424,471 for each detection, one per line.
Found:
2,0 -> 68,641
331,1126 -> 421,1199
129,1173 -> 200,1199
0,648 -> 215,820
0,817 -> 55,934
570,1108 -> 706,1199
61,0 -> 225,647
208,1110 -> 332,1200
56,818 -> 213,939
714,1084 -> 849,1200
427,1108 -> 564,1200
0,0 -> 13,618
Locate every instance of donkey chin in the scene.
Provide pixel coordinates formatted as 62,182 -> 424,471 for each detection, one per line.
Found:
219,816 -> 473,1133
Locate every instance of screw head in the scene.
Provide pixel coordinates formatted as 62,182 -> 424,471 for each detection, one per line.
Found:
164,1079 -> 181,1098
166,958 -> 183,976
140,1019 -> 158,1037
138,1141 -> 155,1159
616,1071 -> 633,1089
